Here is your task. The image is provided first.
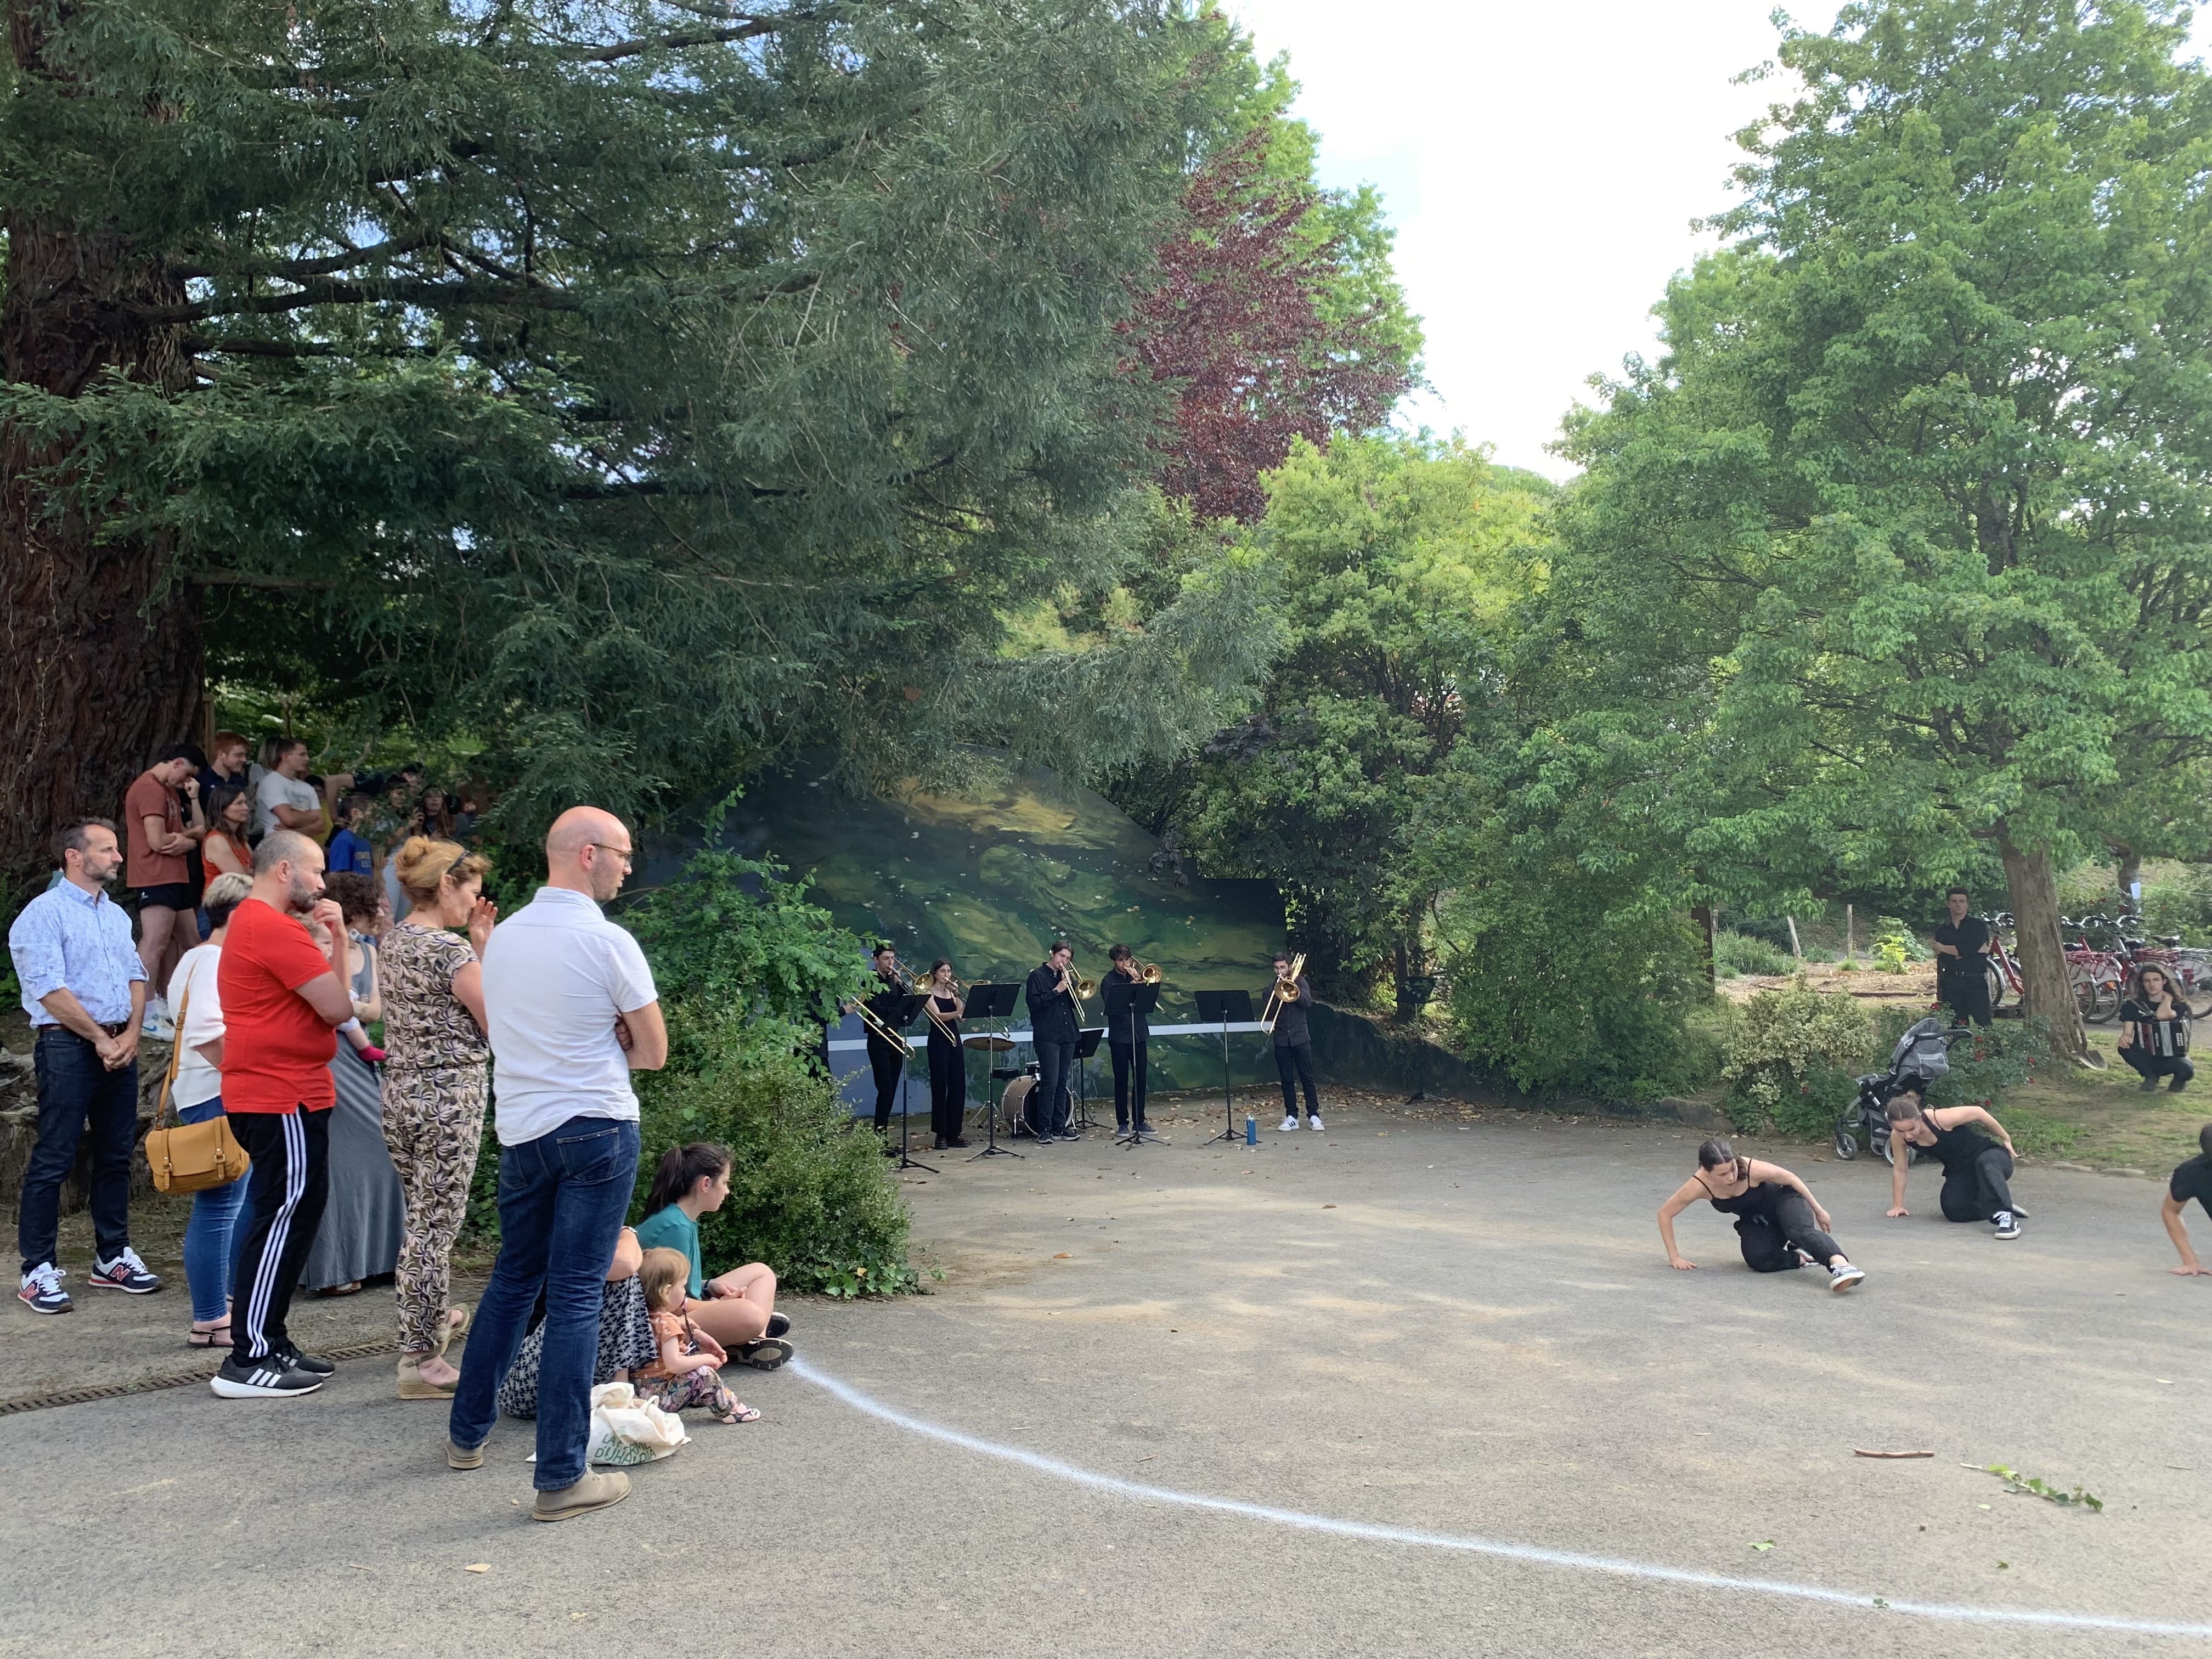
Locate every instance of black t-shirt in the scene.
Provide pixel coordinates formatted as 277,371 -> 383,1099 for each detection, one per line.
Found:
2171,1153 -> 2212,1214
1932,916 -> 1991,978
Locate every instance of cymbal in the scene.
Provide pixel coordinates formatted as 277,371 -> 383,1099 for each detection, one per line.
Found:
963,1035 -> 1016,1052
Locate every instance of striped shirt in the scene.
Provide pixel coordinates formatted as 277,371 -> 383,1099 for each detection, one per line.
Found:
9,879 -> 146,1027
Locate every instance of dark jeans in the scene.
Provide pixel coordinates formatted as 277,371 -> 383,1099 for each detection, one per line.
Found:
1274,1040 -> 1318,1118
1110,1038 -> 1148,1130
1939,967 -> 1993,1028
868,1037 -> 906,1132
927,1039 -> 966,1142
1939,1145 -> 2016,1222
1733,1188 -> 1844,1271
1033,1038 -> 1075,1137
450,1115 -> 640,1492
2121,1048 -> 2193,1088
18,1028 -> 140,1276
228,1107 -> 331,1364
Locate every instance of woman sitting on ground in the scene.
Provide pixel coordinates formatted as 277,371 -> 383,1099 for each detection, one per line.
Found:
1884,1089 -> 2024,1239
1657,1137 -> 1866,1291
2119,966 -> 2193,1093
633,1143 -> 793,1367
498,1227 -> 659,1418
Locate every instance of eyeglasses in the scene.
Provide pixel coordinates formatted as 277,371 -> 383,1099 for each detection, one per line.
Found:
589,844 -> 635,867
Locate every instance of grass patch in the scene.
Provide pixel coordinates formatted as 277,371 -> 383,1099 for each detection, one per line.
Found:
2000,1029 -> 2209,1173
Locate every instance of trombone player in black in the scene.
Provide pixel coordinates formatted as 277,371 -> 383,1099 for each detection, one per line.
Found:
1024,941 -> 1082,1141
1265,952 -> 1322,1132
861,944 -> 912,1149
1101,945 -> 1158,1137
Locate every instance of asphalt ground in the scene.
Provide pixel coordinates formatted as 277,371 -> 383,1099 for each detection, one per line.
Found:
3,1096 -> 2207,1657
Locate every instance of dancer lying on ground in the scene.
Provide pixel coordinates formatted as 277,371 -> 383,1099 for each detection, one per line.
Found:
1885,1090 -> 2024,1239
2118,966 -> 2193,1093
1656,1138 -> 1866,1291
635,1248 -> 758,1424
633,1142 -> 793,1368
2162,1122 -> 2212,1277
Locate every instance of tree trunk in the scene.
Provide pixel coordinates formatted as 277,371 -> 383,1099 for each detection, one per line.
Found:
2112,843 -> 2142,910
1,3 -> 200,902
1692,904 -> 1716,991
1999,826 -> 2089,1061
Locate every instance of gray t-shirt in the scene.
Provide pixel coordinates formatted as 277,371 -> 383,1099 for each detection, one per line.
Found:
254,771 -> 321,837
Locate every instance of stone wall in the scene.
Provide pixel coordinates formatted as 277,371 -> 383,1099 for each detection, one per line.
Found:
0,1040 -> 170,1225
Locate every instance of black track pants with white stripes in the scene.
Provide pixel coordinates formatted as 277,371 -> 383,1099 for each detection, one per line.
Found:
227,1107 -> 331,1367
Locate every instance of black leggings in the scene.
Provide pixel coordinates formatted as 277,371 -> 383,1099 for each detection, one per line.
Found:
1275,1041 -> 1317,1118
2121,1048 -> 2194,1087
1939,1145 -> 2016,1222
1733,1189 -> 1844,1272
926,1039 -> 965,1141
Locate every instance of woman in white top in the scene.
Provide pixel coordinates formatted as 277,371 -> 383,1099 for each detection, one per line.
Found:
165,872 -> 253,1347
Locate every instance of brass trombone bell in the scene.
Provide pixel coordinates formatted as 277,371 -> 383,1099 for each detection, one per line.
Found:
1073,974 -> 1098,997
1136,962 -> 1164,985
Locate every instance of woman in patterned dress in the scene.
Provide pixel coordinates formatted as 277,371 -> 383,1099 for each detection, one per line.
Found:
378,836 -> 495,1399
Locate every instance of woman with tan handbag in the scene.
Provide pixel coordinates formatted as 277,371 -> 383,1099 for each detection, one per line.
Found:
163,872 -> 253,1347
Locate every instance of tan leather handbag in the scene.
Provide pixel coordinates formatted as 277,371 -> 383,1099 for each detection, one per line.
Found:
143,984 -> 250,1194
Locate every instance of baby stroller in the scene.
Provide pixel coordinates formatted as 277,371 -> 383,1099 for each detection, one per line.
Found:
1834,1016 -> 1966,1164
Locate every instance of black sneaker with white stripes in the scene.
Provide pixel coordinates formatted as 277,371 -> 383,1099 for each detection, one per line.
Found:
276,1346 -> 337,1376
210,1353 -> 325,1398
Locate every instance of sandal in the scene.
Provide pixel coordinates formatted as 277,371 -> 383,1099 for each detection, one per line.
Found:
187,1322 -> 232,1349
314,1280 -> 363,1298
714,1403 -> 762,1424
734,1336 -> 793,1371
436,1303 -> 471,1357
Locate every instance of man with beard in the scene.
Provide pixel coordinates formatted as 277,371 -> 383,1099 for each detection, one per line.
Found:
211,830 -> 354,1397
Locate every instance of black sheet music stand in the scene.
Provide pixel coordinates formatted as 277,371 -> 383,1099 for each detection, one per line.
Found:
884,993 -> 935,1173
1113,984 -> 1167,1146
1068,1025 -> 1105,1135
960,981 -> 1022,1161
1194,989 -> 1254,1146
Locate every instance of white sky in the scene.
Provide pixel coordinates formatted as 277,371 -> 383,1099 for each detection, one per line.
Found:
1224,0 -> 1804,478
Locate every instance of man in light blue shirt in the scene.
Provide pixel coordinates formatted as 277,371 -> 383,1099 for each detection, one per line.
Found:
9,819 -> 160,1314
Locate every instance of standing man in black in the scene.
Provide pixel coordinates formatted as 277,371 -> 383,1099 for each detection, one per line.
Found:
862,945 -> 910,1149
1932,887 -> 1995,1028
1267,953 -> 1322,1132
1100,945 -> 1152,1136
1024,941 -> 1080,1142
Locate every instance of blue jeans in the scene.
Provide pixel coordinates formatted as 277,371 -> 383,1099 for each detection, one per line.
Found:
18,1029 -> 139,1276
177,1097 -> 247,1322
449,1115 -> 640,1491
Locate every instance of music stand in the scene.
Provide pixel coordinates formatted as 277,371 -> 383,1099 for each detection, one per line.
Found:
1114,984 -> 1167,1146
1068,1026 -> 1105,1135
1194,989 -> 1254,1146
884,994 -> 935,1173
961,983 -> 1022,1161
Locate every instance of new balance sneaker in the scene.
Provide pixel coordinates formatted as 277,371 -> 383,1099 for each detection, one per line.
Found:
276,1345 -> 337,1375
211,1354 -> 325,1398
17,1262 -> 71,1314
88,1246 -> 161,1294
1307,1114 -> 1325,1132
1279,1114 -> 1299,1132
1828,1262 -> 1866,1293
1991,1211 -> 2022,1240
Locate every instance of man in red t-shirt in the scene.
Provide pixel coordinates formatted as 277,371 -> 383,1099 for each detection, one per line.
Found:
212,829 -> 353,1399
123,743 -> 205,1032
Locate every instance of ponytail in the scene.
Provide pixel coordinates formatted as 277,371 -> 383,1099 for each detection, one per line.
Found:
644,1141 -> 732,1214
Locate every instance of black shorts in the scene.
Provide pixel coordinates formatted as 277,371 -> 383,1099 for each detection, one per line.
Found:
135,882 -> 195,911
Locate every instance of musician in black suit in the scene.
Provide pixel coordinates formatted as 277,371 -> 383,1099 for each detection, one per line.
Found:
1266,953 -> 1321,1132
1024,941 -> 1080,1141
862,945 -> 910,1145
1099,944 -> 1152,1135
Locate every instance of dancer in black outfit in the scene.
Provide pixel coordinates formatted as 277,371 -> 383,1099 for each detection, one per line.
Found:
1931,887 -> 1995,1028
1266,953 -> 1321,1131
1099,945 -> 1151,1135
1023,942 -> 1079,1142
921,958 -> 968,1149
860,945 -> 909,1146
1885,1090 -> 2024,1238
2160,1122 -> 2212,1276
1656,1138 -> 1866,1291
2118,966 -> 2193,1093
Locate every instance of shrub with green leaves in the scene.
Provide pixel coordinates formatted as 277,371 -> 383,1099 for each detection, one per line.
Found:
1714,929 -> 1794,978
1722,977 -> 1872,1133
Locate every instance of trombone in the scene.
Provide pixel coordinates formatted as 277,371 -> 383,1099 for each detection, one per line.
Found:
1133,960 -> 1164,985
1059,962 -> 1098,1020
854,997 -> 913,1057
1260,951 -> 1306,1034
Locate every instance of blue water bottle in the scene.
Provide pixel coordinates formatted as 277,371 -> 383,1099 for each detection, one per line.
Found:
1244,1113 -> 1257,1145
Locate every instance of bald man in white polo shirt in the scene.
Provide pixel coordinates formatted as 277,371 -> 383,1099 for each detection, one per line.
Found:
444,807 -> 667,1523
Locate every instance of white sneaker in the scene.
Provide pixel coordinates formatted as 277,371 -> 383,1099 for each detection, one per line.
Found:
1828,1262 -> 1866,1293
1307,1114 -> 1324,1132
1279,1115 -> 1299,1132
142,996 -> 172,1038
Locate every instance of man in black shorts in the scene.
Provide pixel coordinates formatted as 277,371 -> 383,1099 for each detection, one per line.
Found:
2160,1122 -> 2212,1276
1931,887 -> 1994,1028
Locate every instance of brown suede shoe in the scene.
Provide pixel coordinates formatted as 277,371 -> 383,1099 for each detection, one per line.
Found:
531,1470 -> 629,1521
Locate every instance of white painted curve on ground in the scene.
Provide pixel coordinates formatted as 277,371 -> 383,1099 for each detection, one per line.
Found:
790,1358 -> 2211,1640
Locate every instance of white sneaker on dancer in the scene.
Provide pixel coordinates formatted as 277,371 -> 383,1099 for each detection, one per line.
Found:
1827,1262 -> 1865,1293
1279,1114 -> 1299,1132
1307,1114 -> 1324,1132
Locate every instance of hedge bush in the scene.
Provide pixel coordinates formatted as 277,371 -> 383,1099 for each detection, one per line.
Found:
1722,977 -> 1872,1135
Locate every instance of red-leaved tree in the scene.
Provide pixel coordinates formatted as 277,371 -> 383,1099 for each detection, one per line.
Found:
1129,134 -> 1414,523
